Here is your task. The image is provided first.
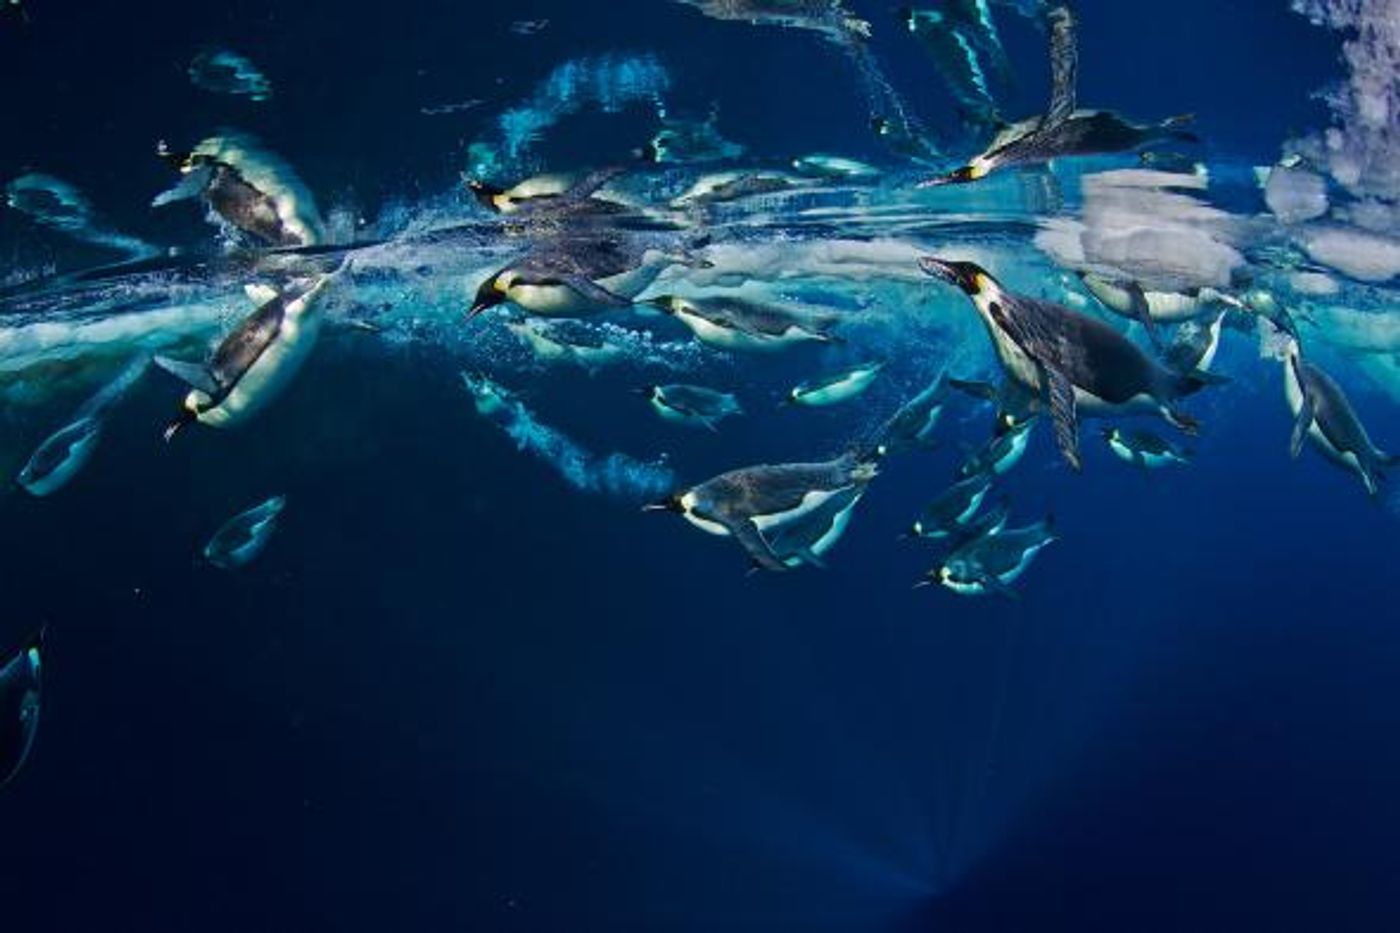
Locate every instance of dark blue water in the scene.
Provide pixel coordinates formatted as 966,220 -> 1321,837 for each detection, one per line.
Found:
3,2 -> 1398,931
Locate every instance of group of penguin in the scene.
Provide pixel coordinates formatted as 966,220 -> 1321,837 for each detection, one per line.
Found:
4,0 -> 1397,795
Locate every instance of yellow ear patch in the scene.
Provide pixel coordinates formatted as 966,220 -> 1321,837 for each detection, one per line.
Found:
973,272 -> 992,293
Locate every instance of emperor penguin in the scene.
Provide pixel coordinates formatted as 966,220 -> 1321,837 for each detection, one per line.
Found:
153,133 -> 325,247
1280,336 -> 1396,496
156,263 -> 347,439
646,450 -> 880,572
918,6 -> 1197,187
470,236 -> 709,319
0,628 -> 44,791
920,256 -> 1219,471
921,516 -> 1056,598
645,294 -> 842,352
464,166 -> 633,217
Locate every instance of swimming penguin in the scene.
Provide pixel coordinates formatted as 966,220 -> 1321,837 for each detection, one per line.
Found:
947,377 -> 1040,435
764,483 -> 867,570
646,451 -> 880,572
921,515 -> 1056,597
902,3 -> 1011,135
673,0 -> 872,44
874,374 -> 948,456
787,362 -> 883,407
0,628 -> 43,791
464,166 -> 633,217
16,354 -> 151,496
153,133 -> 325,247
471,236 -> 707,318
906,470 -> 995,539
958,417 -> 1035,478
646,294 -> 842,351
921,256 -> 1219,471
1280,337 -> 1396,496
642,383 -> 744,431
461,371 -> 528,425
1163,310 -> 1226,374
790,154 -> 881,182
156,264 -> 346,440
1102,427 -> 1190,469
204,495 -> 287,569
918,6 -> 1197,187
638,107 -> 746,165
505,317 -> 626,370
669,171 -> 800,209
1078,272 -> 1235,342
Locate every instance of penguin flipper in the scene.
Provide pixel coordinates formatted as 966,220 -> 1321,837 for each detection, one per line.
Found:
1289,395 -> 1315,460
1126,282 -> 1164,348
1043,366 -> 1083,472
947,378 -> 1002,403
556,274 -> 634,309
153,355 -> 218,395
1044,5 -> 1078,127
150,165 -> 213,208
728,519 -> 788,573
561,165 -> 628,203
797,547 -> 829,570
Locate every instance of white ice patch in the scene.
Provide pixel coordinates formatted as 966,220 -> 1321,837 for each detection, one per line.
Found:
1290,0 -> 1400,217
1264,165 -> 1331,223
1300,225 -> 1400,282
1035,169 -> 1246,291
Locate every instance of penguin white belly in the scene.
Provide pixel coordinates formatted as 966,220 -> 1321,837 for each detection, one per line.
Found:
752,488 -> 844,533
988,329 -> 1042,393
507,283 -> 596,317
997,541 -> 1050,585
796,370 -> 878,406
1282,361 -> 1348,464
199,312 -> 321,428
675,310 -> 775,352
811,495 -> 861,556
991,433 -> 1030,474
652,400 -> 696,426
1072,387 -> 1157,416
955,488 -> 988,525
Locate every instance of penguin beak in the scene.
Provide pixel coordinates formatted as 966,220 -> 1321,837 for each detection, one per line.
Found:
918,256 -> 962,285
642,296 -> 675,314
162,409 -> 195,443
642,496 -> 682,514
464,179 -> 503,212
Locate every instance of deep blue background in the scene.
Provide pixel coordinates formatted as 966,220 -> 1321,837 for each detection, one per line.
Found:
4,2 -> 1399,932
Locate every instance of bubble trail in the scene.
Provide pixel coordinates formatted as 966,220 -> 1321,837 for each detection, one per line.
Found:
462,372 -> 675,501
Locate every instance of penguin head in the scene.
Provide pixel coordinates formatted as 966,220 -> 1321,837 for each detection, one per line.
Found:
162,397 -> 205,443
918,256 -> 991,296
642,494 -> 685,515
919,164 -> 984,188
468,273 -> 509,318
642,295 -> 682,316
464,178 -> 506,212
